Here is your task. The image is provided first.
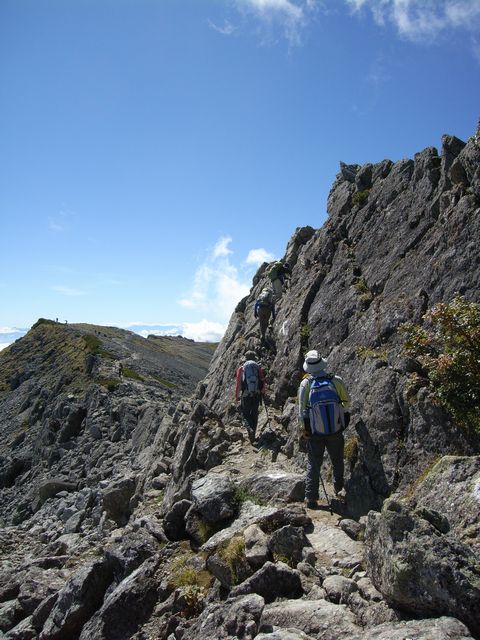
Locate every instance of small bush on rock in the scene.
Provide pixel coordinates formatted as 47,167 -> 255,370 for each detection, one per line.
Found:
401,295 -> 480,434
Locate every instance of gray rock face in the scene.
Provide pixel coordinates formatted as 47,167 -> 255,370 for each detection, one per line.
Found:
365,500 -> 480,636
102,477 -> 136,526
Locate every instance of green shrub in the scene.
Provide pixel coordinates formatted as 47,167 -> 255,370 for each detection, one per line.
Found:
355,346 -> 389,362
401,295 -> 480,434
82,335 -> 102,354
300,323 -> 310,349
98,378 -> 120,392
153,375 -> 176,388
352,190 -> 369,206
122,367 -> 144,382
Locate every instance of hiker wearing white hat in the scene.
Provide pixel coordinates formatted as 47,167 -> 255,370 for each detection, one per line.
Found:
298,350 -> 351,509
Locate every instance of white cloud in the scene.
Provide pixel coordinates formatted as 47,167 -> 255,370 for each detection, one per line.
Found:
51,285 -> 87,296
213,236 -> 233,258
125,321 -> 226,342
245,248 -> 276,265
345,0 -> 480,41
0,342 -> 10,351
179,237 -> 251,320
234,0 -> 321,45
0,326 -> 20,334
208,19 -> 238,35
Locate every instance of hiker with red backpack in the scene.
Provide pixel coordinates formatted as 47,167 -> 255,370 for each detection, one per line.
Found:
235,351 -> 266,443
298,350 -> 351,509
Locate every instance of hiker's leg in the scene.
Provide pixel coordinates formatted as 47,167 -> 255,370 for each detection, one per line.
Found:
258,308 -> 269,339
305,438 -> 326,501
241,396 -> 256,432
251,397 -> 260,435
272,278 -> 283,301
326,432 -> 345,492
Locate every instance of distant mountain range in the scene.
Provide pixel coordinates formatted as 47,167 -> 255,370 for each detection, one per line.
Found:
0,322 -> 225,351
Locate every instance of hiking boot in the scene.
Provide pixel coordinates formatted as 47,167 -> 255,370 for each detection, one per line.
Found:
305,499 -> 318,509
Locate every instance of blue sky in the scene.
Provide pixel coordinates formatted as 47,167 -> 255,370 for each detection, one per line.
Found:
1,0 -> 479,347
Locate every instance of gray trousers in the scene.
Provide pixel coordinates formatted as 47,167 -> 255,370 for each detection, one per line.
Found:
257,306 -> 271,339
305,432 -> 344,500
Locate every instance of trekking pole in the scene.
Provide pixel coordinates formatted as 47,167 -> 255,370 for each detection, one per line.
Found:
319,471 -> 333,515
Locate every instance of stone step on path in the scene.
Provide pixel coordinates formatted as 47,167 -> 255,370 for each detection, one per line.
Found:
305,506 -> 364,571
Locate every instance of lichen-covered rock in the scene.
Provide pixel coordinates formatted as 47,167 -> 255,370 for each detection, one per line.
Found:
349,616 -> 474,639
406,455 -> 480,551
365,500 -> 480,636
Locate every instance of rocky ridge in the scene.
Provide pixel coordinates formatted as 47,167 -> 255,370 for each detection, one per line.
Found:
0,128 -> 479,639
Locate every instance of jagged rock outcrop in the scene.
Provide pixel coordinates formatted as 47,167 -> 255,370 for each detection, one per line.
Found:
1,126 -> 479,639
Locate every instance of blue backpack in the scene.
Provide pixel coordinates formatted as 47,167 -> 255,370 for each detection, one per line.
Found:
308,375 -> 344,435
242,360 -> 260,395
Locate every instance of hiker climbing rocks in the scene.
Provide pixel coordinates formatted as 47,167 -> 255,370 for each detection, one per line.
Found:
254,288 -> 276,343
267,260 -> 291,301
298,350 -> 351,509
235,351 -> 265,443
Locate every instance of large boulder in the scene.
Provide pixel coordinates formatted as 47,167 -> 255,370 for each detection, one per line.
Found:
182,594 -> 264,640
349,616 -> 474,639
230,561 -> 303,603
365,500 -> 480,637
190,474 -> 237,523
238,472 -> 305,504
259,599 -> 361,639
39,560 -> 114,640
406,455 -> 480,551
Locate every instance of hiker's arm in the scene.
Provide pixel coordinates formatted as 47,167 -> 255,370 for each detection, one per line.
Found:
234,368 -> 242,402
259,367 -> 266,395
333,376 -> 350,408
271,303 -> 276,320
297,378 -> 311,436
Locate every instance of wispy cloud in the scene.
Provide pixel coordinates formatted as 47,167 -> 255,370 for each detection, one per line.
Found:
51,285 -> 87,297
345,0 -> 480,42
245,248 -> 275,266
48,207 -> 76,233
233,0 -> 321,46
208,18 -> 238,35
179,237 -> 251,320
